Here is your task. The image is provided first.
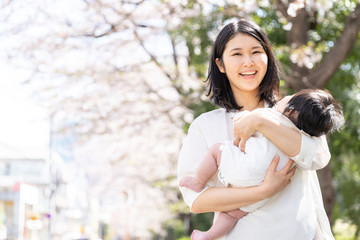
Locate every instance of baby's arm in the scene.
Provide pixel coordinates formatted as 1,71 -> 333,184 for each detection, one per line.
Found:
179,143 -> 223,192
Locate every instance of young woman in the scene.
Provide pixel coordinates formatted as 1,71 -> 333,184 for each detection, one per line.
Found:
177,19 -> 334,240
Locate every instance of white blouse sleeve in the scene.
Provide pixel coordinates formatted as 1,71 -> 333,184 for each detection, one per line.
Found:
177,117 -> 213,210
290,131 -> 331,170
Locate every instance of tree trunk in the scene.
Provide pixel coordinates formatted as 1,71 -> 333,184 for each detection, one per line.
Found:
287,7 -> 311,90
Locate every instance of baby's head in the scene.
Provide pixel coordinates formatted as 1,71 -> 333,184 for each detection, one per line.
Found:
278,89 -> 345,137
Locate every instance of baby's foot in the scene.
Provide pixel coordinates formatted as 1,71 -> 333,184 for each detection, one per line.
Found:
179,176 -> 205,192
191,230 -> 211,240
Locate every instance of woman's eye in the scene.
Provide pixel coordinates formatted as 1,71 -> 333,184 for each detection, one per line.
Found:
253,51 -> 261,54
233,53 -> 241,56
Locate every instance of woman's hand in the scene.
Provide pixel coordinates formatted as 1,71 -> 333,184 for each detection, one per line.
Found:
261,155 -> 296,198
233,111 -> 260,152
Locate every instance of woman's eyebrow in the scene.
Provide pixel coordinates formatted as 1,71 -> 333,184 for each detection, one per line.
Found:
229,46 -> 263,52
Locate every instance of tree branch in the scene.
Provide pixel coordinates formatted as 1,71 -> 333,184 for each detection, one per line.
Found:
307,3 -> 360,88
131,21 -> 188,98
82,0 -> 146,38
170,34 -> 180,80
132,27 -> 173,81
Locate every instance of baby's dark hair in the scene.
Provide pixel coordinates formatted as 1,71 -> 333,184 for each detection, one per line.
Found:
283,89 -> 345,137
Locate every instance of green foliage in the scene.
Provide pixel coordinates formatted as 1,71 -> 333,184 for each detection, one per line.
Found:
190,212 -> 214,232
152,219 -> 186,240
151,212 -> 213,239
335,155 -> 360,233
171,14 -> 213,78
251,6 -> 288,45
328,84 -> 360,235
334,221 -> 360,240
325,17 -> 360,233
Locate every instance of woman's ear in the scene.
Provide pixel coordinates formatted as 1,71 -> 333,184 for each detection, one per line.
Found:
215,58 -> 225,73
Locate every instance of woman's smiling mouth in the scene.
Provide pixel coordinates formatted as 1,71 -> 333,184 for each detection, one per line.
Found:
240,71 -> 257,76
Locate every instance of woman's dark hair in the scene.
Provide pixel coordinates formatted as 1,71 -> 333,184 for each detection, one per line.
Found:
206,19 -> 280,111
283,89 -> 345,137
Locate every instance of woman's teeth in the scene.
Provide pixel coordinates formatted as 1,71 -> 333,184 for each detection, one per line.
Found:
240,71 -> 256,76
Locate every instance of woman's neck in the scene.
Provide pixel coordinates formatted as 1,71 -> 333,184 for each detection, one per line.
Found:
235,92 -> 264,111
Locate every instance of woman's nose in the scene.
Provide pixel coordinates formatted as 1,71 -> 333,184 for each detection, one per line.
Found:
243,55 -> 254,67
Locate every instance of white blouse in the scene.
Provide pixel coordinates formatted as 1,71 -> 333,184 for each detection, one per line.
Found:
177,108 -> 334,240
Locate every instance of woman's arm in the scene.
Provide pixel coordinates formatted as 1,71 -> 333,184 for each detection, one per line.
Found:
178,115 -> 295,213
192,156 -> 295,213
233,108 -> 330,170
233,109 -> 301,156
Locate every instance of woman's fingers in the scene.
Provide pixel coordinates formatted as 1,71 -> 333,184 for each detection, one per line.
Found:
233,137 -> 248,152
262,155 -> 296,198
278,159 -> 296,183
233,112 -> 256,151
282,159 -> 296,180
287,164 -> 296,178
239,139 -> 247,152
233,117 -> 242,147
281,159 -> 294,173
233,137 -> 241,147
268,154 -> 280,172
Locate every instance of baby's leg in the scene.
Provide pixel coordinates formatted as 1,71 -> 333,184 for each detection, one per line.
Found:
191,209 -> 247,240
180,143 -> 223,192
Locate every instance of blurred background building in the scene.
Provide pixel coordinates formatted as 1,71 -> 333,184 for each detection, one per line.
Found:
0,77 -> 99,239
0,143 -> 99,240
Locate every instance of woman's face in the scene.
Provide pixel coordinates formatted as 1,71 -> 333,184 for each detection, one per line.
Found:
216,33 -> 268,96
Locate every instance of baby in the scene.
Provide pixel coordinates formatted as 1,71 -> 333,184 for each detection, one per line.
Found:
179,89 -> 344,240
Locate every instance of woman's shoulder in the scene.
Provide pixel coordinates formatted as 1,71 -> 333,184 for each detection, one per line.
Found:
188,108 -> 231,143
194,108 -> 227,123
189,108 -> 229,131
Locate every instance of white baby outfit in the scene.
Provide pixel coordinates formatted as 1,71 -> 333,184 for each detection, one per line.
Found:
218,108 -> 294,212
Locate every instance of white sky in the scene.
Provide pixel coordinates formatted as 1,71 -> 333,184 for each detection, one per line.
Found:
0,61 -> 49,158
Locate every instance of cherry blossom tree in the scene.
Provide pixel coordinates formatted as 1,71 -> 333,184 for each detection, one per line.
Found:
1,0 -> 359,238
